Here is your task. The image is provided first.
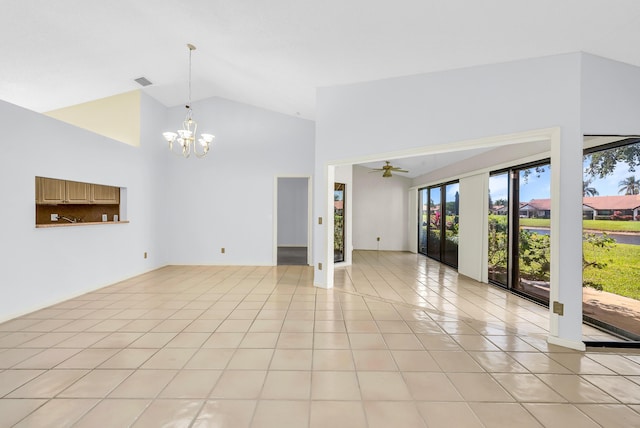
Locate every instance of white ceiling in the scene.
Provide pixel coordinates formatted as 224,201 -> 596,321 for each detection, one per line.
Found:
3,1 -> 640,119
358,148 -> 494,178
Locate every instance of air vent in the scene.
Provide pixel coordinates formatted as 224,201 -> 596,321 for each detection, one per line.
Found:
134,77 -> 153,87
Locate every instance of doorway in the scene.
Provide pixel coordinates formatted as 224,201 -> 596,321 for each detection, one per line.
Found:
276,177 -> 310,265
418,181 -> 459,268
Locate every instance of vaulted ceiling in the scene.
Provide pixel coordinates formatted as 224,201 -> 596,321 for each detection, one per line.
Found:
3,1 -> 640,120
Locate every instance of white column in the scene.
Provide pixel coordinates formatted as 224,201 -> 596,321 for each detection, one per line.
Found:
548,128 -> 585,350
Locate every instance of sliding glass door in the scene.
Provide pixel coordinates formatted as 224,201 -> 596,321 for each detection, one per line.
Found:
487,162 -> 551,305
488,172 -> 509,286
418,181 -> 459,268
443,182 -> 459,267
419,188 -> 429,254
582,138 -> 640,339
427,186 -> 442,261
513,163 -> 551,304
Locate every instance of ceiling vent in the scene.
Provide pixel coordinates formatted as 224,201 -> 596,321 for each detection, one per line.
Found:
134,77 -> 153,87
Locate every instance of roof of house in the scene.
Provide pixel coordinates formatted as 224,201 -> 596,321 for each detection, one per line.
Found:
522,199 -> 551,211
520,195 -> 640,211
583,195 -> 640,210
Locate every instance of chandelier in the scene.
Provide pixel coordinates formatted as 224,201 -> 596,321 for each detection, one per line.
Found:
162,44 -> 214,158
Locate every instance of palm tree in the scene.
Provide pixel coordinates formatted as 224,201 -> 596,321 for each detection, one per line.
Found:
583,180 -> 599,197
618,176 -> 640,195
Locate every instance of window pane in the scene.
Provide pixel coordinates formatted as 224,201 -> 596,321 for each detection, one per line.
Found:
443,183 -> 459,267
488,173 -> 509,286
427,187 -> 441,261
582,140 -> 640,339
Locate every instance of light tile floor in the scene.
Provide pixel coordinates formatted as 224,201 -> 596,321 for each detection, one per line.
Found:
0,250 -> 639,427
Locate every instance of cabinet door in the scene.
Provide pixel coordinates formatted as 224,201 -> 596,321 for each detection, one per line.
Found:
65,181 -> 91,204
36,177 -> 66,204
91,184 -> 120,204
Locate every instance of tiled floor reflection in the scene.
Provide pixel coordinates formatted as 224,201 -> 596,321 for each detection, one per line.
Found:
0,250 -> 639,427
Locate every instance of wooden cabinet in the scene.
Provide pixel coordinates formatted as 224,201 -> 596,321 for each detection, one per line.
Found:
36,177 -> 118,205
36,177 -> 66,204
66,181 -> 92,204
91,184 -> 120,204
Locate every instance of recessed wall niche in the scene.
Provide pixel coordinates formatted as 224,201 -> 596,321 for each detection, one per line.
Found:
35,176 -> 124,227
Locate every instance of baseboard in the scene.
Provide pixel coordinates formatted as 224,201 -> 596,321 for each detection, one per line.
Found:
547,335 -> 586,351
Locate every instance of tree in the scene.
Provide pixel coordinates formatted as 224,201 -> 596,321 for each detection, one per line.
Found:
583,180 -> 599,197
584,141 -> 640,179
618,176 -> 640,195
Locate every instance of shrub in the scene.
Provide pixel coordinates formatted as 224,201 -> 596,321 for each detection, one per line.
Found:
611,211 -> 633,221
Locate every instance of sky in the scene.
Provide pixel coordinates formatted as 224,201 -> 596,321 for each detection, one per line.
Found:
488,157 -> 639,204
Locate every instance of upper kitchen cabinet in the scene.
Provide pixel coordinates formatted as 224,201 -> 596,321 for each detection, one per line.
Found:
91,183 -> 120,204
66,180 -> 92,204
36,177 -> 91,205
36,177 -> 66,204
36,177 -> 91,204
36,177 -> 119,205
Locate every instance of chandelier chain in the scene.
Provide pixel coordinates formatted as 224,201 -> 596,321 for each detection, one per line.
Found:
188,45 -> 192,108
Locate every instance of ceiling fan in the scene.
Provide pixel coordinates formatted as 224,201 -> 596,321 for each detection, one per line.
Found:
369,161 -> 409,178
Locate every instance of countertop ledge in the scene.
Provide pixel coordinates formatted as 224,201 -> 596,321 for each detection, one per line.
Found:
36,221 -> 129,228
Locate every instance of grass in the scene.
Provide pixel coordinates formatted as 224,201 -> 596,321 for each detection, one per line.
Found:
583,242 -> 640,300
519,218 -> 640,232
583,220 -> 640,232
519,218 -> 550,228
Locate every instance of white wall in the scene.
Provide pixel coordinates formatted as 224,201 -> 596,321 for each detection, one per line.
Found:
164,97 -> 315,266
352,165 -> 410,251
277,177 -> 308,246
581,54 -> 640,135
0,93 -> 167,321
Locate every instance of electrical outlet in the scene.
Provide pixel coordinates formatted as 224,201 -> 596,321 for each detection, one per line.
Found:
51,214 -> 59,222
318,262 -> 322,270
318,217 -> 323,225
144,252 -> 148,259
221,248 -> 225,254
377,237 -> 380,241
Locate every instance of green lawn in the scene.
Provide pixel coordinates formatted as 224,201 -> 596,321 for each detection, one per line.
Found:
583,220 -> 640,232
519,218 -> 550,228
519,218 -> 640,233
583,242 -> 640,300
